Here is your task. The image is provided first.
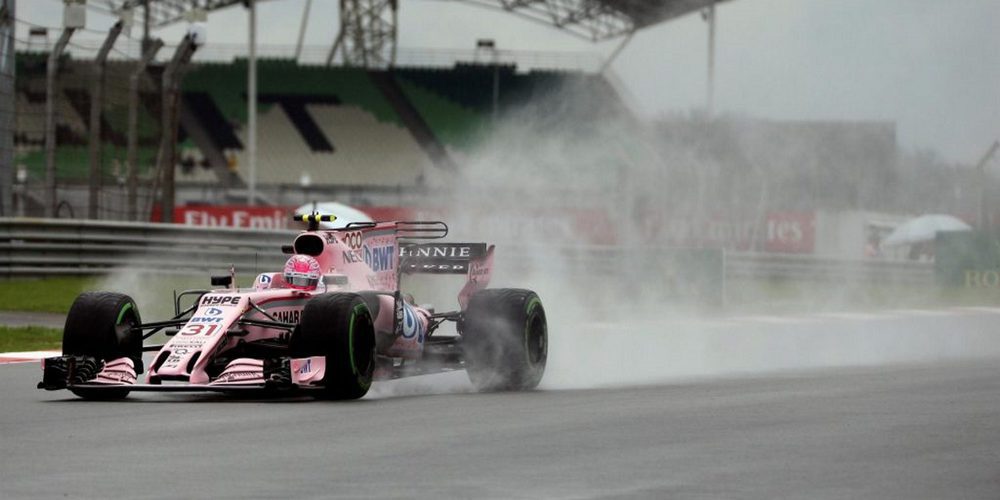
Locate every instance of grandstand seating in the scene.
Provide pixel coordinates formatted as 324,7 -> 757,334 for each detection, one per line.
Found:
182,60 -> 402,126
15,93 -> 45,145
14,144 -> 159,181
183,92 -> 242,150
14,54 -> 629,192
393,77 -> 483,151
275,98 -> 335,152
225,104 -> 428,186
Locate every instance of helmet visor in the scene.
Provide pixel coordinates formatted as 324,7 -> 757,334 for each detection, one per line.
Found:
286,275 -> 319,288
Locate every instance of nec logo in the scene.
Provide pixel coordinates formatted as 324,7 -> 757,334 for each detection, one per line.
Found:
201,295 -> 241,307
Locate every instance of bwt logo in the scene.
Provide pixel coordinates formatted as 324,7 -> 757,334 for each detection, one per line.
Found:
363,245 -> 395,272
189,317 -> 223,324
297,359 -> 312,374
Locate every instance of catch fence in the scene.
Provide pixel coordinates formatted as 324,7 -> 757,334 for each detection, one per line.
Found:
0,218 -> 935,287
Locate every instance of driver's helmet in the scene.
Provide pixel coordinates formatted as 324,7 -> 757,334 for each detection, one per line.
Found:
283,255 -> 322,290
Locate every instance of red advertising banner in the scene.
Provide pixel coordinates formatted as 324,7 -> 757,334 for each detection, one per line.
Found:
153,205 -> 297,229
362,206 -> 616,245
156,204 -> 815,253
630,209 -> 816,253
763,211 -> 816,253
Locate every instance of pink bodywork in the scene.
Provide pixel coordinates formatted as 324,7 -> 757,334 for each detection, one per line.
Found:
124,221 -> 494,387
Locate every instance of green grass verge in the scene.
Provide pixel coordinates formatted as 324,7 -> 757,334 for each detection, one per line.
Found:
0,326 -> 61,352
0,274 -> 263,316
0,277 -> 99,313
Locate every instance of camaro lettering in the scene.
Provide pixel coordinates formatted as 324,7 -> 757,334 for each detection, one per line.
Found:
272,310 -> 301,324
363,245 -> 395,272
201,295 -> 241,306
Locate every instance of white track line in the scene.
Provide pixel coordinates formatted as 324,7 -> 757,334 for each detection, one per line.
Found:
727,315 -> 815,325
950,306 -> 1000,315
885,309 -> 957,317
808,312 -> 894,321
0,350 -> 58,365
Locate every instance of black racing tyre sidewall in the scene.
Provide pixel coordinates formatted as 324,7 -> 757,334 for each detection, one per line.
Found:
62,291 -> 143,400
462,288 -> 548,391
292,293 -> 376,400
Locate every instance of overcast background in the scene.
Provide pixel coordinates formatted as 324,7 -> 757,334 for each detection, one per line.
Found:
15,0 -> 1000,164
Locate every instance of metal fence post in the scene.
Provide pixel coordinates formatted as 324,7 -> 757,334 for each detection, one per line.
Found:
0,0 -> 15,218
44,28 -> 75,218
87,21 -> 122,220
126,38 -> 162,221
151,35 -> 195,223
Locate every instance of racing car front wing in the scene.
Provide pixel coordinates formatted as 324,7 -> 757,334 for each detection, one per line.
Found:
37,354 -> 326,393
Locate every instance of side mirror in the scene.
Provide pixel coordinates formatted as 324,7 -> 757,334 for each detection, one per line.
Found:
211,275 -> 233,287
281,245 -> 294,254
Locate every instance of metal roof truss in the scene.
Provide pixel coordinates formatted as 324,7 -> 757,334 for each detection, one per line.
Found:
461,0 -> 634,41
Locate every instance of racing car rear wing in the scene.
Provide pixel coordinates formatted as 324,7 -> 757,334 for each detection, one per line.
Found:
340,221 -> 449,240
294,214 -> 448,240
400,242 -> 488,274
395,221 -> 449,240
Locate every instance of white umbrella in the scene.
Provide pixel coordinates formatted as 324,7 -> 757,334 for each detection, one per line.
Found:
881,214 -> 972,247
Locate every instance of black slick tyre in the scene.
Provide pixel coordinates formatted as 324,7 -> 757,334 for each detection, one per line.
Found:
291,293 -> 376,400
462,288 -> 547,391
62,291 -> 143,400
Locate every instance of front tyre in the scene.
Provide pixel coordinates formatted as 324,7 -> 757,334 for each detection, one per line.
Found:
62,291 -> 143,400
462,289 -> 547,391
291,293 -> 376,400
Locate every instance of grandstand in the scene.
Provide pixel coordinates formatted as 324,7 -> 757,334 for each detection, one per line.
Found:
4,0 -> 727,220
12,52 -> 626,215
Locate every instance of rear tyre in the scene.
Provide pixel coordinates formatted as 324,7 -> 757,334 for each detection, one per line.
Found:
291,293 -> 376,400
62,291 -> 143,400
462,288 -> 547,391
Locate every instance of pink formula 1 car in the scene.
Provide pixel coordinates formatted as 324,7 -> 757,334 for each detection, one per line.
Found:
38,215 -> 547,400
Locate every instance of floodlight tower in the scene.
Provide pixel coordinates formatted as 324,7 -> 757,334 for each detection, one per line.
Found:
327,0 -> 398,68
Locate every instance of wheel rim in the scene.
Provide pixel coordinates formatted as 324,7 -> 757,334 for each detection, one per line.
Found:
525,313 -> 547,366
349,307 -> 375,382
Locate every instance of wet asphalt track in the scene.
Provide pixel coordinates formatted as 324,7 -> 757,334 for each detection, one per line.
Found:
4,356 -> 1000,499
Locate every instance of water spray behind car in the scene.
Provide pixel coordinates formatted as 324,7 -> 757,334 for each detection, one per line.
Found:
421,78 -> 951,390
